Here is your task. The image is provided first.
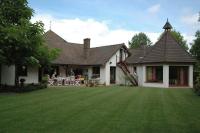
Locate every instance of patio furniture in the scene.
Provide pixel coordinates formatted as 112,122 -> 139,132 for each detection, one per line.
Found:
64,77 -> 70,85
74,79 -> 81,86
48,75 -> 54,86
57,77 -> 63,86
88,78 -> 100,87
70,76 -> 75,85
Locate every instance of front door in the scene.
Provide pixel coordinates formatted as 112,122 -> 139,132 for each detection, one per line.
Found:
110,67 -> 116,84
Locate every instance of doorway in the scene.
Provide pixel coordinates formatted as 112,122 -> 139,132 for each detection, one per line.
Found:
110,67 -> 116,84
169,66 -> 188,86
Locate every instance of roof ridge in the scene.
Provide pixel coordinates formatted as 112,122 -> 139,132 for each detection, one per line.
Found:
45,30 -> 68,43
90,43 -> 124,49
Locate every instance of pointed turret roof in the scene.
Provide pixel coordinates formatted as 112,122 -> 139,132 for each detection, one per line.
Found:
163,19 -> 172,30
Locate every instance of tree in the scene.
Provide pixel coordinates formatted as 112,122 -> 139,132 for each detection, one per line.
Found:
198,12 -> 200,22
0,0 -> 59,85
190,31 -> 200,61
128,32 -> 152,48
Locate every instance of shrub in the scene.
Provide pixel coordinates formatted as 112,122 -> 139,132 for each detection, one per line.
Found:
20,78 -> 26,87
41,75 -> 48,88
194,74 -> 200,96
0,84 -> 46,93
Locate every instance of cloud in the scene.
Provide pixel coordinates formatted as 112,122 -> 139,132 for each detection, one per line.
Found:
147,4 -> 160,14
31,14 -> 194,48
181,13 -> 199,25
31,14 -> 161,47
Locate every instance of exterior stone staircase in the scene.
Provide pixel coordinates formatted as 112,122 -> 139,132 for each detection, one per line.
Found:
117,61 -> 138,86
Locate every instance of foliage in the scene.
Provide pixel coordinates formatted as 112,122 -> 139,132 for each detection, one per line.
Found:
0,83 -> 46,93
199,12 -> 200,22
170,30 -> 189,51
0,0 -> 60,86
128,32 -> 152,48
41,75 -> 48,88
194,74 -> 200,95
190,30 -> 200,90
190,31 -> 200,61
0,0 -> 59,66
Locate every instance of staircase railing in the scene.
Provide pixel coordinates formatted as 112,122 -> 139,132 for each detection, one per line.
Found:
117,61 -> 138,86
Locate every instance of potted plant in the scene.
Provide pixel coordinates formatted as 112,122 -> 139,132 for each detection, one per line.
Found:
20,78 -> 26,87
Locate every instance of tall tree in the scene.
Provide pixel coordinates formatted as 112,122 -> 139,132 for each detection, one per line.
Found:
128,32 -> 152,48
190,31 -> 200,61
0,0 -> 59,85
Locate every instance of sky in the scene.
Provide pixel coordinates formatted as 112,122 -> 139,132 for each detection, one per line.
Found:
29,0 -> 200,47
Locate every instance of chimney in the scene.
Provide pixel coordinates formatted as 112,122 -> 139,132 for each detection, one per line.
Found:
84,38 -> 90,49
83,38 -> 90,59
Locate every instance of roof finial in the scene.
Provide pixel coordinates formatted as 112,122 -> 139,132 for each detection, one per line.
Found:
163,18 -> 172,31
50,21 -> 52,30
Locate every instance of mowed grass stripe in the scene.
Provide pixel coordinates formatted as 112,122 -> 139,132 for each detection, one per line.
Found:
0,87 -> 112,121
0,87 -> 107,112
0,87 -> 125,132
161,89 -> 200,133
29,87 -> 128,133
0,87 -> 200,133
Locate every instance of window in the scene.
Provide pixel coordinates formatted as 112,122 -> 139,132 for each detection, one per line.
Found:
17,66 -> 27,76
133,66 -> 137,74
146,66 -> 163,82
92,67 -> 100,78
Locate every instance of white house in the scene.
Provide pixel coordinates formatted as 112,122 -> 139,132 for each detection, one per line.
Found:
43,30 -> 130,86
0,21 -> 196,88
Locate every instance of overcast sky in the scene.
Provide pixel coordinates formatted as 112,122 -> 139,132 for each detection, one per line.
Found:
29,0 -> 200,47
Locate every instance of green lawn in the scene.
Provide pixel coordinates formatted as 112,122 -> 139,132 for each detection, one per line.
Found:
0,86 -> 200,133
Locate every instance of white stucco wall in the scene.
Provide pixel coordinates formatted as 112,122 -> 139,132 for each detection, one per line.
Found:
105,62 -> 110,85
189,65 -> 193,88
1,65 -> 16,86
100,66 -> 106,84
19,66 -> 39,84
136,65 -> 143,86
103,48 -> 128,85
88,67 -> 92,79
116,66 -> 126,84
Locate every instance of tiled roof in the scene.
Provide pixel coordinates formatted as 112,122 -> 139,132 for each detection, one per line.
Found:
44,30 -> 128,65
126,31 -> 196,64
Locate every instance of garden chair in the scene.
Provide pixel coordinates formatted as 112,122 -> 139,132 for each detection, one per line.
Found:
74,79 -> 81,86
48,75 -> 54,86
57,77 -> 63,86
